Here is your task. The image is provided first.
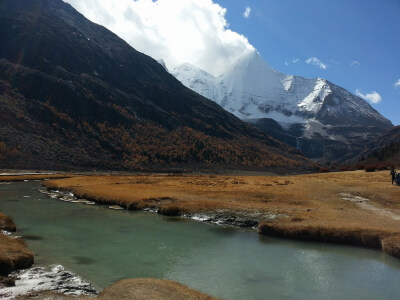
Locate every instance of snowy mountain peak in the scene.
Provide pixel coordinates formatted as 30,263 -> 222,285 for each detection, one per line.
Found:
172,50 -> 390,128
171,51 -> 392,160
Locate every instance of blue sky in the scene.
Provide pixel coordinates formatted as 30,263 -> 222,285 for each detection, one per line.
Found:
216,0 -> 400,125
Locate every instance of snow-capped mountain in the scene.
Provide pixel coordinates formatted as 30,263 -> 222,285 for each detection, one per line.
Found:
171,51 -> 393,160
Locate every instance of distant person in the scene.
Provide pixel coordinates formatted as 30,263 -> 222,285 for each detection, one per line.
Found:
391,169 -> 396,185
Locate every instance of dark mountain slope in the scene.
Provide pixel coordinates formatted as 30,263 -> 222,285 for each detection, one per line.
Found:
0,0 -> 312,171
355,126 -> 400,167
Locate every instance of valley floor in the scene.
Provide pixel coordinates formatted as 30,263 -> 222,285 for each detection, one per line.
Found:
1,170 -> 400,298
35,170 -> 400,257
2,170 -> 400,258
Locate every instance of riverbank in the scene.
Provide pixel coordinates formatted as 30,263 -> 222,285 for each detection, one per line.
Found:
14,278 -> 219,300
42,170 -> 400,257
0,174 -> 70,182
0,214 -> 34,279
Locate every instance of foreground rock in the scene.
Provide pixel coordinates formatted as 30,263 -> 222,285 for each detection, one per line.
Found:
97,278 -> 219,300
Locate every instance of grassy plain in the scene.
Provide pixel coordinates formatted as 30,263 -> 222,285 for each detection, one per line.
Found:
44,170 -> 400,257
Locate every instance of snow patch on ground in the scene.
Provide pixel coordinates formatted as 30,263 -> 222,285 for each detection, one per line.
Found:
0,265 -> 97,299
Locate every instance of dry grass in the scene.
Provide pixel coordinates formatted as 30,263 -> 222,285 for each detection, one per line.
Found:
0,213 -> 34,276
44,171 -> 400,257
97,278 -> 220,300
0,212 -> 16,232
0,234 -> 34,276
0,174 -> 70,182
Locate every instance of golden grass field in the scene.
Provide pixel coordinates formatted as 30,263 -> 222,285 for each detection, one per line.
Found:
43,170 -> 400,257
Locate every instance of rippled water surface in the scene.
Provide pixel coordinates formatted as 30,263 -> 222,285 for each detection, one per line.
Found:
1,182 -> 400,299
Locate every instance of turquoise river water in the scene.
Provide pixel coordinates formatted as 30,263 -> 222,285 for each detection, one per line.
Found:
1,181 -> 400,299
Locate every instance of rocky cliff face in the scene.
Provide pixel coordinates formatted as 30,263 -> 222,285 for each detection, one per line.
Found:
0,0 -> 311,171
172,51 -> 393,161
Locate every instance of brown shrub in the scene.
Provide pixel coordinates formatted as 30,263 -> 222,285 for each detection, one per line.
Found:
364,164 -> 377,172
157,206 -> 182,216
318,167 -> 330,173
339,165 -> 353,172
0,213 -> 16,232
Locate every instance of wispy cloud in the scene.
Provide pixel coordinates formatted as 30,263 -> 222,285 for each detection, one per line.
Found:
394,78 -> 400,88
243,6 -> 251,18
305,57 -> 327,70
355,89 -> 382,104
350,60 -> 360,67
284,58 -> 299,66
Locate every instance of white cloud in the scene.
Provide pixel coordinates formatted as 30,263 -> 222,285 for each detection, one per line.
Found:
284,58 -> 299,66
305,57 -> 327,70
394,78 -> 400,88
350,60 -> 360,67
64,0 -> 254,76
243,7 -> 251,18
355,89 -> 382,104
